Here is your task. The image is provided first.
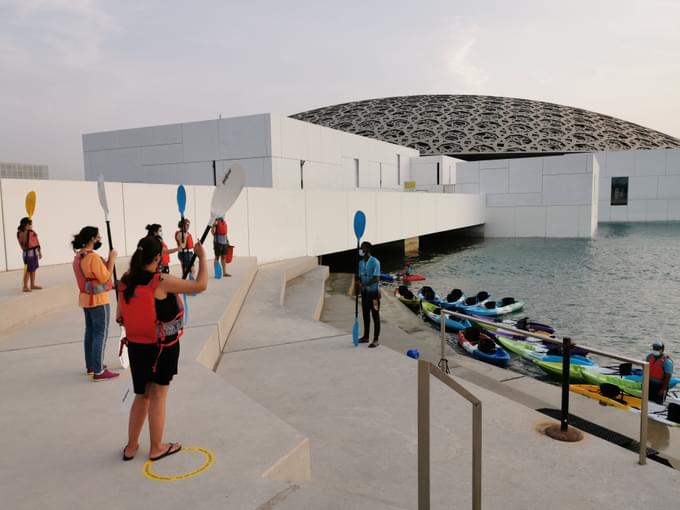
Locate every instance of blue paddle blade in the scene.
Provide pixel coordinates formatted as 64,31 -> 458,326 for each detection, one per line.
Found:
177,185 -> 187,215
353,210 -> 366,240
214,259 -> 222,279
183,294 -> 189,326
352,318 -> 359,347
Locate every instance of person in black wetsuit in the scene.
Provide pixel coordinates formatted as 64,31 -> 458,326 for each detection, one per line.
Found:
118,236 -> 207,462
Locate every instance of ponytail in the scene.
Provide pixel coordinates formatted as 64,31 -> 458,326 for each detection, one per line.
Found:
71,226 -> 99,251
145,224 -> 162,237
121,236 -> 162,303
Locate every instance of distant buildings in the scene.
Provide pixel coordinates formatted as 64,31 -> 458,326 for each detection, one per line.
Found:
0,161 -> 49,180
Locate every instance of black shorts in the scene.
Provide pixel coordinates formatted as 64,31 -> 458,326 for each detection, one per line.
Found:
127,340 -> 180,394
214,243 -> 228,257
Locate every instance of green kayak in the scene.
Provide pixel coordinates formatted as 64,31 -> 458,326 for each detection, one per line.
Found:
495,335 -> 545,359
532,359 -> 586,382
580,370 -> 642,398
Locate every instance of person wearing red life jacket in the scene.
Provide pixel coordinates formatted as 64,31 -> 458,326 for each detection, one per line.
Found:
175,218 -> 194,278
71,226 -> 118,381
211,217 -> 231,276
146,224 -> 177,274
118,236 -> 207,462
17,217 -> 42,292
646,341 -> 674,404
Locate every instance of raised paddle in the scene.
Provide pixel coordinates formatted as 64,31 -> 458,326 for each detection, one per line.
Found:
176,185 -> 189,324
352,210 -> 366,347
97,175 -> 128,369
182,163 -> 246,279
23,191 -> 37,275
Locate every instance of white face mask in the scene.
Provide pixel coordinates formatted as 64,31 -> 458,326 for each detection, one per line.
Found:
652,350 -> 661,357
358,249 -> 365,257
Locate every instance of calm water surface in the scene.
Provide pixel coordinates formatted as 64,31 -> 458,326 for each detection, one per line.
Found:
384,223 -> 680,362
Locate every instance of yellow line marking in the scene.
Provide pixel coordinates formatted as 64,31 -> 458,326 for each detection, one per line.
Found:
142,447 -> 215,482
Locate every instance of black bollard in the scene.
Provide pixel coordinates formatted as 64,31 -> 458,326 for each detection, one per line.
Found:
560,337 -> 571,432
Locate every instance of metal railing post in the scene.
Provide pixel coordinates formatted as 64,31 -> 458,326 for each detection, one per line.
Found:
639,361 -> 649,465
472,401 -> 482,510
417,360 -> 430,510
440,309 -> 446,361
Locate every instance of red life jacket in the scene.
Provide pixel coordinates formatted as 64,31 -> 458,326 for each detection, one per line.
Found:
647,353 -> 670,381
176,231 -> 194,250
215,220 -> 227,235
18,230 -> 40,250
161,241 -> 170,266
72,252 -> 113,306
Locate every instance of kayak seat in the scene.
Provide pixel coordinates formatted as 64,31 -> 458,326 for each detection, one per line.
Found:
483,301 -> 497,309
668,403 -> 680,424
619,363 -> 632,376
398,285 -> 415,300
447,289 -> 463,302
421,286 -> 435,301
516,317 -> 530,331
464,297 -> 478,306
478,337 -> 496,354
500,297 -> 516,306
463,326 -> 481,343
600,383 -> 625,402
476,291 -> 490,302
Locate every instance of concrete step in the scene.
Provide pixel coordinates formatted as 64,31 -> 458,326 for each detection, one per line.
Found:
283,265 -> 329,320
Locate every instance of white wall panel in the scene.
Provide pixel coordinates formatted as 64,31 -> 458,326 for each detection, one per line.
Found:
143,162 -> 213,186
668,200 -> 680,220
416,194 -> 437,236
376,192 -> 402,244
609,206 -> 628,222
484,207 -> 515,237
219,115 -> 270,160
457,183 -> 480,194
542,174 -> 594,206
360,161 -> 381,188
546,206 -> 579,237
598,178 -> 610,202
605,151 -> 635,178
628,176 -> 659,200
272,158 -> 302,189
479,159 -> 508,170
646,200 -> 669,221
410,163 -> 438,186
122,183 -> 180,256
400,193 -> 420,239
151,124 -> 182,146
515,207 -> 546,237
83,131 -> 119,151
141,144 -> 184,165
346,192 -> 378,244
657,176 -> 680,199
479,169 -> 508,194
577,206 -> 594,237
486,193 -> 542,207
635,149 -> 667,176
182,120 -> 219,162
305,191 -> 348,255
117,127 -> 153,148
456,162 -> 480,183
508,158 -> 542,192
598,201 -> 610,222
667,149 -> 680,175
543,153 -> 588,175
627,200 -> 647,221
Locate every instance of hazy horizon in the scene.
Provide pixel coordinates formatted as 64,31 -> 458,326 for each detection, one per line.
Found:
2,0 -> 679,180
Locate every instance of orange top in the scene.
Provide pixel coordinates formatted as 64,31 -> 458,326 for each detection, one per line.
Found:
78,252 -> 112,308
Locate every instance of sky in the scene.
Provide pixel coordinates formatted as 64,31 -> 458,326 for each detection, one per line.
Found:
1,0 -> 679,180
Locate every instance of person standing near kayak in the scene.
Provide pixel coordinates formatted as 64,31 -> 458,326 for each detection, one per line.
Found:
72,226 -> 119,381
118,236 -> 207,462
211,217 -> 231,277
17,217 -> 42,292
356,241 -> 381,348
146,224 -> 177,274
646,341 -> 673,404
175,218 -> 194,278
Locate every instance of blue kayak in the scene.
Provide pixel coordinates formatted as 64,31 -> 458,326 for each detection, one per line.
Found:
421,300 -> 471,331
439,288 -> 466,310
458,297 -> 524,317
457,329 -> 510,368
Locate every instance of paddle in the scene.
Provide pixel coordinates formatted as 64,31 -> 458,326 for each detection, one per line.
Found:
176,185 -> 189,324
215,253 -> 222,279
23,191 -> 36,275
182,164 -> 246,279
352,210 -> 366,347
97,176 -> 128,369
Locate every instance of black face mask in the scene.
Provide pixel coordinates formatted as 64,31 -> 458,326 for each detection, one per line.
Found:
93,241 -> 102,250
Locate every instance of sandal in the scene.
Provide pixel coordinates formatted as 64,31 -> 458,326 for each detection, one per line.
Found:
149,443 -> 182,461
123,445 -> 137,461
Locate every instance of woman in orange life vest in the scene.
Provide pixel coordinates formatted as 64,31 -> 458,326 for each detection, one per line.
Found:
175,218 -> 195,278
145,224 -> 177,274
17,217 -> 42,292
118,236 -> 207,462
211,216 -> 231,276
71,226 -> 119,381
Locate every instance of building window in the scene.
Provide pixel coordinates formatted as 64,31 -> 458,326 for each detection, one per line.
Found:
354,158 -> 360,188
611,177 -> 628,206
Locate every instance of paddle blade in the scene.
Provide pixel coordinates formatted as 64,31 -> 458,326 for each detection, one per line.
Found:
182,294 -> 189,326
177,185 -> 187,215
352,318 -> 359,347
214,259 -> 222,279
96,175 -> 109,219
25,191 -> 36,219
210,163 -> 246,222
353,210 -> 366,240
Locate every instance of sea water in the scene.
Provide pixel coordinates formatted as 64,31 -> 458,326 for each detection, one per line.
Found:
384,222 -> 680,364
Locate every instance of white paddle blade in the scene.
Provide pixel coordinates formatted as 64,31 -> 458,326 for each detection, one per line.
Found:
210,163 -> 246,222
97,175 -> 110,219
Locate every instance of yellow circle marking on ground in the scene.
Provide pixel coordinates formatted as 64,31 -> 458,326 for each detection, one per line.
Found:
142,447 -> 215,482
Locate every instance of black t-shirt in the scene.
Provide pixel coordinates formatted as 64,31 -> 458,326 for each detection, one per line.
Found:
137,272 -> 180,322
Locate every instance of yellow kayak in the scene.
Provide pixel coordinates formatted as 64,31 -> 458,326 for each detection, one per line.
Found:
570,384 -> 639,410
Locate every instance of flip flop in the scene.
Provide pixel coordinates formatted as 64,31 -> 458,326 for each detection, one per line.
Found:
123,445 -> 136,461
149,443 -> 182,461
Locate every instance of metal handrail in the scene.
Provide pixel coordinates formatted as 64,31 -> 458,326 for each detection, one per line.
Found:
436,307 -> 650,465
418,360 -> 482,510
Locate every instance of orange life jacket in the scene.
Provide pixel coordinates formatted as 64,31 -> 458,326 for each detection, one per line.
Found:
647,353 -> 670,381
18,230 -> 40,250
161,241 -> 170,266
214,220 -> 228,244
72,252 -> 113,306
175,231 -> 194,250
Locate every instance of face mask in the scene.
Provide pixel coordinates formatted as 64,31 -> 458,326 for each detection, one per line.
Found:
358,249 -> 365,257
158,231 -> 163,238
93,241 -> 102,250
652,350 -> 661,357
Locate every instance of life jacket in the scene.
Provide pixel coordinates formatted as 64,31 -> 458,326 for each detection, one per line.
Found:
161,241 -> 170,266
118,273 -> 184,372
647,353 -> 671,381
214,220 -> 228,244
18,230 -> 40,250
176,231 -> 194,250
73,252 -> 114,306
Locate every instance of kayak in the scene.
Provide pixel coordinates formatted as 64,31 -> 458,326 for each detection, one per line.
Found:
459,297 -> 524,317
495,335 -> 593,365
580,369 -> 680,398
532,359 -> 587,382
421,300 -> 471,331
403,273 -> 426,282
394,285 -> 420,309
570,384 -> 680,427
418,286 -> 442,304
475,317 -> 555,340
439,288 -> 466,310
457,329 -> 510,368
380,272 -> 427,283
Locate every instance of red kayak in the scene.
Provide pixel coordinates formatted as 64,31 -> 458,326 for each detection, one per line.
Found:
401,274 -> 426,282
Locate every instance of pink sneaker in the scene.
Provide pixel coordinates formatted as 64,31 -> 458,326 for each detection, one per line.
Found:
92,369 -> 120,381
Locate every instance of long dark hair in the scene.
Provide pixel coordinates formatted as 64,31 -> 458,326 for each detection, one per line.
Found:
146,224 -> 162,237
71,226 -> 99,251
121,236 -> 162,303
17,217 -> 31,232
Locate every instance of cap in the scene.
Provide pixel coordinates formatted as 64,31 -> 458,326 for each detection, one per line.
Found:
652,341 -> 664,349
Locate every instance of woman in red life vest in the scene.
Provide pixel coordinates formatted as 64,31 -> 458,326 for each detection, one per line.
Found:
146,224 -> 177,274
175,218 -> 194,278
118,236 -> 207,462
211,217 -> 231,276
72,226 -> 119,381
17,217 -> 42,292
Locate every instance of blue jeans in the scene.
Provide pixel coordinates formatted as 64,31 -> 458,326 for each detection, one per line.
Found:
83,304 -> 110,374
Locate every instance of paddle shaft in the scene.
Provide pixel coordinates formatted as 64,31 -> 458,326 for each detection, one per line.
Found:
182,224 -> 211,279
354,241 -> 360,318
105,220 -> 119,301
